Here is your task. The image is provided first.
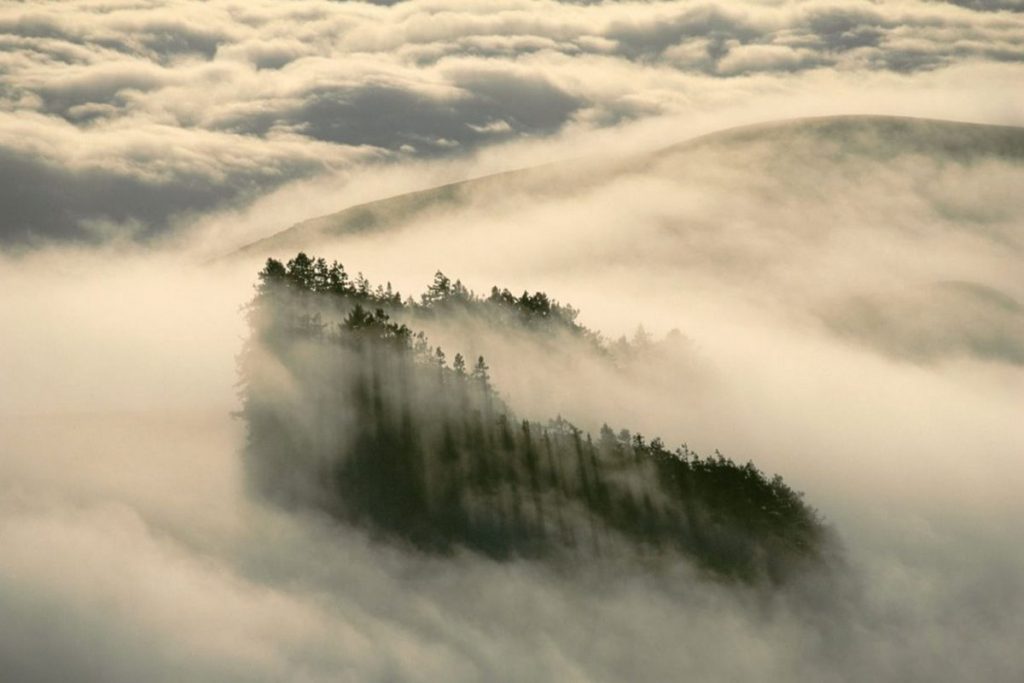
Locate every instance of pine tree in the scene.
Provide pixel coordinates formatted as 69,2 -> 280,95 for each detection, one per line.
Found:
471,356 -> 490,386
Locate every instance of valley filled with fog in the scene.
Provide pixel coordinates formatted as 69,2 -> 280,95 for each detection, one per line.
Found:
2,1 -> 1023,681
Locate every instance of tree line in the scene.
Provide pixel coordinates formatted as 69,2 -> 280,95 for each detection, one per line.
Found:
239,253 -> 829,582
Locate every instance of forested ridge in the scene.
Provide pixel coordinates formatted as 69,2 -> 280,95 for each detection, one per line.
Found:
240,253 -> 830,582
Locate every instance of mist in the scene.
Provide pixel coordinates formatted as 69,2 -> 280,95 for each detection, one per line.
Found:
4,0 -> 1024,680
3,114 -> 1023,681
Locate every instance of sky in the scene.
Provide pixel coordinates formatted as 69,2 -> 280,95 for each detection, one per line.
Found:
2,1 -> 1024,682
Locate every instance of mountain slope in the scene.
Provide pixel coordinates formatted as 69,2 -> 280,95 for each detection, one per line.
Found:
231,115 -> 1024,258
241,253 -> 832,581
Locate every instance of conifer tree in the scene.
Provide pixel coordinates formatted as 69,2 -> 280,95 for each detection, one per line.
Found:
240,252 -> 829,581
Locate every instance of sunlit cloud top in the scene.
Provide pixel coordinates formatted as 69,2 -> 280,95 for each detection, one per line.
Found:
2,0 -> 1023,244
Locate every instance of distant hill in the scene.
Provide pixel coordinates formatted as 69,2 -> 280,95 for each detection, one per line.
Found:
230,116 -> 1024,259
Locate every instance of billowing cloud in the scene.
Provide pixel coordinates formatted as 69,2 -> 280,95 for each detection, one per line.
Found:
2,3 -> 1024,680
1,0 -> 1023,243
2,119 -> 1024,677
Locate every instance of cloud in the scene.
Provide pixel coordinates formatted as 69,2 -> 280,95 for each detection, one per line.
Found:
0,104 -> 380,244
2,137 -> 1024,678
1,0 -> 1023,243
942,0 -> 1024,11
822,280 -> 1024,366
606,5 -> 764,61
1,10 -> 1023,676
716,44 -> 825,75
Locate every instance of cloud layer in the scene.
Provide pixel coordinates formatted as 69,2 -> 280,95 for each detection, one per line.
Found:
3,110 -> 1024,680
3,2 -> 1024,680
2,0 -> 1024,243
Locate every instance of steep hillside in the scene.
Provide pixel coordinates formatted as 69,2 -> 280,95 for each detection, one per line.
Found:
240,253 -> 832,582
231,116 -> 1024,258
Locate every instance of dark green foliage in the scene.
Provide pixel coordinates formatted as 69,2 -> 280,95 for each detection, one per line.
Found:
240,254 -> 829,582
246,252 -> 595,344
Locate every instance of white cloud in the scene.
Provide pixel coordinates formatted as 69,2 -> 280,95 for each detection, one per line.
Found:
1,9 -> 1023,676
0,0 -> 1021,243
716,43 -> 824,74
2,120 -> 1024,677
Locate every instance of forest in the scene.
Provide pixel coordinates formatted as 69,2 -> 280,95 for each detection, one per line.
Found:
240,253 -> 831,582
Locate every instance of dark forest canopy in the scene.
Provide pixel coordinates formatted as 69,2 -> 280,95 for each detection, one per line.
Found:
251,251 -> 597,341
240,253 -> 832,583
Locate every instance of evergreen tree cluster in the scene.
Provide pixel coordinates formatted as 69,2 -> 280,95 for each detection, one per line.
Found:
240,253 -> 829,582
250,252 -> 598,348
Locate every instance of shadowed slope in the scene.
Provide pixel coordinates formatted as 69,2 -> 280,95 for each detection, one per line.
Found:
240,253 -> 833,582
231,115 -> 1024,258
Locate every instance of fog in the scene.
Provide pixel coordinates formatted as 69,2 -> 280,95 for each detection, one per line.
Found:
4,0 -> 1024,677
2,111 -> 1023,681
4,0 -> 1024,245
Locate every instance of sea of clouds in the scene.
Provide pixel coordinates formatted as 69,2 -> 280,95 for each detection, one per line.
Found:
2,0 -> 1023,247
2,1 -> 1023,681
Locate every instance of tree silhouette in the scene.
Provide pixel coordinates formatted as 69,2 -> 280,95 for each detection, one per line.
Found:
239,254 -> 830,581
